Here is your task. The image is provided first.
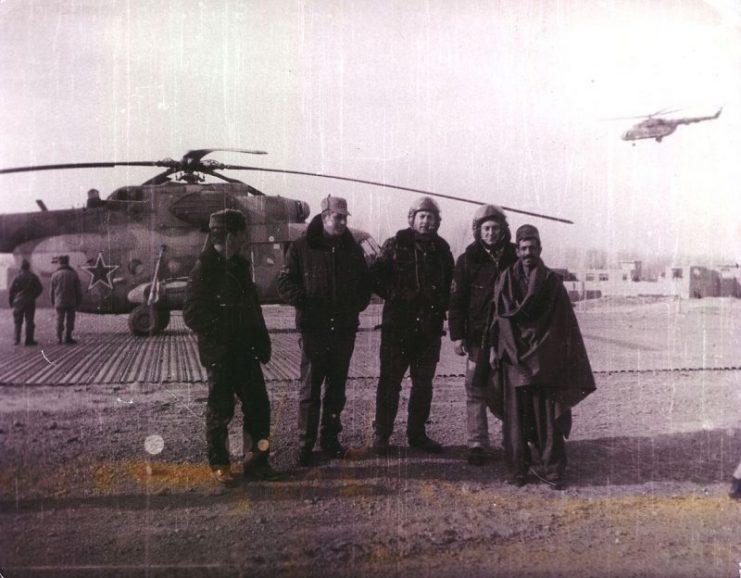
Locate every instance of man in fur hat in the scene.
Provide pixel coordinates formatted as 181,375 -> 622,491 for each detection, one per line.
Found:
184,209 -> 277,484
449,205 -> 517,465
8,258 -> 43,346
371,196 -> 455,454
278,196 -> 371,467
479,224 -> 595,489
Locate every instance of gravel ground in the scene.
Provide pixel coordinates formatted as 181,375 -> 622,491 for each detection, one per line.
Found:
1,297 -> 740,577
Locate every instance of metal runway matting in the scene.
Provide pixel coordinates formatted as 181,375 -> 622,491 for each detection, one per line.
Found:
0,315 -> 394,386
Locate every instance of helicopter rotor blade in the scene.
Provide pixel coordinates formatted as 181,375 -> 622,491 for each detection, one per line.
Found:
183,148 -> 268,165
218,164 -> 574,224
0,161 -> 170,175
649,107 -> 682,117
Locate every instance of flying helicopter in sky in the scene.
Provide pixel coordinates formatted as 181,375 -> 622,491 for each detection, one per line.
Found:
621,107 -> 722,143
0,148 -> 573,336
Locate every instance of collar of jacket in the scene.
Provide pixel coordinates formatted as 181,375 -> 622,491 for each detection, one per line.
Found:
465,240 -> 513,264
395,227 -> 450,252
306,214 -> 356,250
198,243 -> 248,270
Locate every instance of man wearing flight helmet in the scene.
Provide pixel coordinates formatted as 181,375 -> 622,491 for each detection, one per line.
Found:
184,209 -> 276,485
371,196 -> 454,454
449,205 -> 517,465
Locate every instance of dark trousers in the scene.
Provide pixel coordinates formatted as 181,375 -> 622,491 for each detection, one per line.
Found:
206,357 -> 271,467
298,329 -> 356,450
12,304 -> 36,344
502,363 -> 568,480
374,329 -> 441,441
55,307 -> 76,342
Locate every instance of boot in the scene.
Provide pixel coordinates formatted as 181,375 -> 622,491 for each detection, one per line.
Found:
24,326 -> 38,346
408,434 -> 443,454
297,446 -> 314,467
372,434 -> 390,456
243,439 -> 279,481
320,436 -> 347,459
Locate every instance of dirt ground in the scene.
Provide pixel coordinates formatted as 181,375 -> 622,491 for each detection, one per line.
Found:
1,297 -> 741,577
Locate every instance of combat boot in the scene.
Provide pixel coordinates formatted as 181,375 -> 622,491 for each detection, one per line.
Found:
320,436 -> 347,459
244,459 -> 280,482
372,435 -> 390,456
297,446 -> 314,467
210,466 -> 235,485
467,447 -> 486,466
408,434 -> 443,454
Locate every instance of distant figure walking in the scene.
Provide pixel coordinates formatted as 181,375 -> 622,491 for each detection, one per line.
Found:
8,258 -> 43,346
478,225 -> 596,489
50,255 -> 83,345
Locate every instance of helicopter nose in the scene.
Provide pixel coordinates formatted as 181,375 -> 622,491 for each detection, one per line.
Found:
621,131 -> 632,141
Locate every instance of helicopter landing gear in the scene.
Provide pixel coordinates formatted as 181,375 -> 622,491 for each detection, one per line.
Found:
128,305 -> 171,336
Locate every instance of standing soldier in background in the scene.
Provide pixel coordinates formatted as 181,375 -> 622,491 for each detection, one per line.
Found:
8,258 -> 43,346
480,224 -> 595,489
50,255 -> 83,345
730,462 -> 741,500
184,209 -> 276,484
448,205 -> 517,465
278,195 -> 371,467
372,196 -> 454,455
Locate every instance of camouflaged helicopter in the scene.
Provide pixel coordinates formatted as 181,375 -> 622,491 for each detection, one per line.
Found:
0,149 -> 572,336
621,107 -> 722,143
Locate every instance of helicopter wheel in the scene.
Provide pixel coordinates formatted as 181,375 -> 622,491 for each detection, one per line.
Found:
128,305 -> 171,336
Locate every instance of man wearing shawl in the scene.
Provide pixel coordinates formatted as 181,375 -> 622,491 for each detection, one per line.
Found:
480,224 -> 595,489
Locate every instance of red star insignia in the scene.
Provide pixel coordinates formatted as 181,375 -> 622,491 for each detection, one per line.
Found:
81,253 -> 119,290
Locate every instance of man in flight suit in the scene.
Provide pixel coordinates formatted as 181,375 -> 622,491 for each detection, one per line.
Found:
372,196 -> 454,454
449,205 -> 517,465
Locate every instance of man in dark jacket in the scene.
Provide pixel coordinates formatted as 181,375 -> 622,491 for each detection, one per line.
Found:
372,196 -> 454,454
480,224 -> 595,489
9,258 -> 43,346
50,255 -> 83,345
184,209 -> 276,484
277,196 -> 371,466
449,205 -> 517,465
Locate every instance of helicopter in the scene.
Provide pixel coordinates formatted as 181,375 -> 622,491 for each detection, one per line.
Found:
621,107 -> 722,143
0,148 -> 573,336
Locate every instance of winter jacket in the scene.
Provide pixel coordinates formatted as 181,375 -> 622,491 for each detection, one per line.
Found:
277,214 -> 372,333
372,228 -> 454,336
9,269 -> 43,310
50,266 -> 83,309
184,244 -> 271,367
448,240 -> 517,348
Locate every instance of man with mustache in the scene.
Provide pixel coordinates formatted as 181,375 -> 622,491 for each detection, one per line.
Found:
482,224 -> 595,488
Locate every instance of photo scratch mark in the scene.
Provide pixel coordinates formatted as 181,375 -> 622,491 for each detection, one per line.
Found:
40,350 -> 57,366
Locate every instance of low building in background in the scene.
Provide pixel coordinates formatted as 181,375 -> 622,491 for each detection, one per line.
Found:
562,260 -> 739,301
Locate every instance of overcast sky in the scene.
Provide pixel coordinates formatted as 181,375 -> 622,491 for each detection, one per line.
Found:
1,0 -> 739,266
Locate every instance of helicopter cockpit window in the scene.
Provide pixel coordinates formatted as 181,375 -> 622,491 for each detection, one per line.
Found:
108,187 -> 150,203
